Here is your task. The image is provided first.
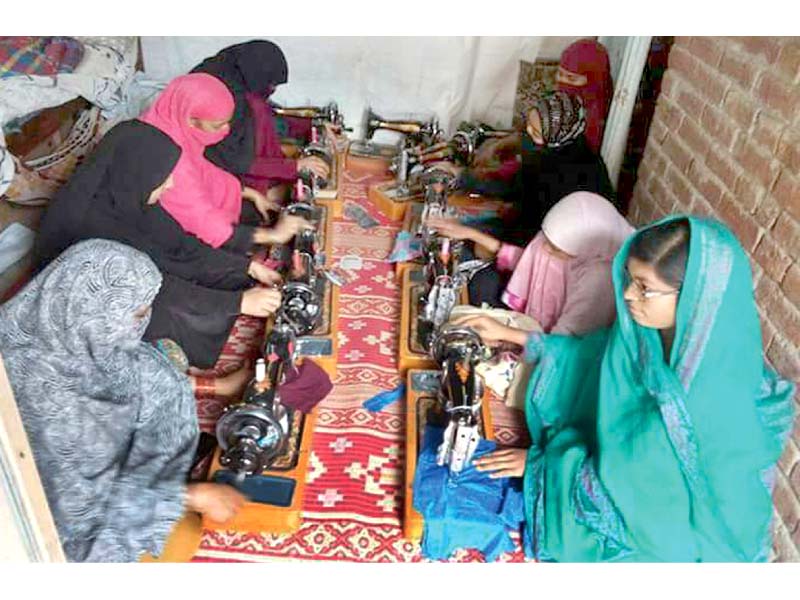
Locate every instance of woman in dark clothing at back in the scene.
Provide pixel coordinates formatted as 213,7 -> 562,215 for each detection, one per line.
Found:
34,119 -> 282,370
191,39 -> 329,195
430,91 -> 616,247
428,91 -> 617,305
507,90 -> 617,245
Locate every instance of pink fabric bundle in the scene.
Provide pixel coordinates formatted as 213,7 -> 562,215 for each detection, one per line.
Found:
139,73 -> 243,248
500,191 -> 634,334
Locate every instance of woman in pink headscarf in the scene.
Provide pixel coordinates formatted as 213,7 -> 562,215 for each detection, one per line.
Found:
428,191 -> 633,335
556,38 -> 614,154
139,73 -> 309,251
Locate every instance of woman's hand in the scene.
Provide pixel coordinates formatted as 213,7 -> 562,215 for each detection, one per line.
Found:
425,217 -> 501,255
242,186 -> 279,221
297,156 -> 330,180
423,217 -> 476,241
473,133 -> 520,167
240,287 -> 282,317
266,183 -> 289,206
473,447 -> 528,478
186,482 -> 247,523
418,141 -> 453,163
252,215 -> 314,246
247,261 -> 283,286
271,214 -> 314,245
450,315 -> 528,347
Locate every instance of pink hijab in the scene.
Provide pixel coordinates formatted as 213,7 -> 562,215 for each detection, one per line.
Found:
502,191 -> 633,334
139,73 -> 242,248
557,39 -> 613,154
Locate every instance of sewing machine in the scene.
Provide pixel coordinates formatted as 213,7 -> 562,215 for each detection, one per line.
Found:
363,115 -> 447,220
397,173 -> 491,375
347,107 -> 443,175
368,118 -> 516,220
415,173 -> 491,352
203,202 -> 333,534
205,346 -> 318,534
403,325 -> 496,541
273,102 -> 347,212
419,122 -> 515,167
272,101 -> 346,133
271,179 -> 341,377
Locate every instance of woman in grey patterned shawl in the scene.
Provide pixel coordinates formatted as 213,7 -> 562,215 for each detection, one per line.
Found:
0,239 -> 243,561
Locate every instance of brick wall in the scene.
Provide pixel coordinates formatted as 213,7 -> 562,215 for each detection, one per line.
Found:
628,36 -> 800,562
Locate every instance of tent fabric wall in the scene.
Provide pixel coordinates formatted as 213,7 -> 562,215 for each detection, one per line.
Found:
140,36 -> 547,138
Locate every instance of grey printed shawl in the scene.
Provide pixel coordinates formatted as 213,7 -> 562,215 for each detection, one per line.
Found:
0,239 -> 198,562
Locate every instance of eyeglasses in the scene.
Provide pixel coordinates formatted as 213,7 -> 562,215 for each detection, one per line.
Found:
623,268 -> 680,301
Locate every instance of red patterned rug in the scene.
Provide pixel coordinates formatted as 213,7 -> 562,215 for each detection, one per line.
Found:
192,169 -> 529,562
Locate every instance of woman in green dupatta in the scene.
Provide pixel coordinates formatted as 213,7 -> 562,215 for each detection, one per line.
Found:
457,215 -> 795,561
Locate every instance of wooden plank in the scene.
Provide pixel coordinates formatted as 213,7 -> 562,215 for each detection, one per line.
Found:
0,355 -> 65,562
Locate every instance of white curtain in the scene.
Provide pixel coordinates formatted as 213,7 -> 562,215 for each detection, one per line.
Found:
140,36 -> 543,140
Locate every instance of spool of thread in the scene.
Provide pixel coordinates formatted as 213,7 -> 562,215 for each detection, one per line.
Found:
440,238 -> 451,264
292,250 -> 302,273
255,358 -> 266,382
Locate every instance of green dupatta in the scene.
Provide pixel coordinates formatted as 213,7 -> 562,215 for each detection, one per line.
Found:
522,215 -> 795,562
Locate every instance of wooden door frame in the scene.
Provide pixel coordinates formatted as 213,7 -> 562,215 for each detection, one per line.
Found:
0,354 -> 65,562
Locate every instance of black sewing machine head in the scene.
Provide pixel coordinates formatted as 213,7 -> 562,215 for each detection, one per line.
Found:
447,122 -> 515,165
429,325 -> 487,473
216,350 -> 293,480
278,281 -> 321,337
215,280 -> 321,480
299,126 -> 335,190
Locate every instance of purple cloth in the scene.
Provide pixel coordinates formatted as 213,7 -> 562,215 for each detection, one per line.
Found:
279,358 -> 333,413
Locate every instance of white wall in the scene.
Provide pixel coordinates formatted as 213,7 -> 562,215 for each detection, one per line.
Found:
141,36 -> 559,138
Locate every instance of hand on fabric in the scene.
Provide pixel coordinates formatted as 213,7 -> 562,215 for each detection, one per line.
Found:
240,287 -> 282,317
242,186 -> 280,221
473,447 -> 528,478
186,482 -> 247,523
424,217 -> 475,241
451,315 -> 528,348
297,156 -> 330,180
248,260 -> 283,286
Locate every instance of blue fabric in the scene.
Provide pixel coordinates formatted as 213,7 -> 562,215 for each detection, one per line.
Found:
412,425 -> 529,561
459,210 -> 502,228
362,382 -> 406,412
388,231 -> 422,263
